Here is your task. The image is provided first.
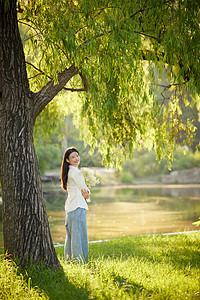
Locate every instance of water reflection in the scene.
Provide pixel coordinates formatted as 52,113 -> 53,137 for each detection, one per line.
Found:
44,184 -> 200,244
0,184 -> 200,247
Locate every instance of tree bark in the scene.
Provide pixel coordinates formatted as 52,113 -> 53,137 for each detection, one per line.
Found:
0,0 -> 76,267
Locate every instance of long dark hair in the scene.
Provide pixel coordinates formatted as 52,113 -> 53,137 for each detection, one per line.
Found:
60,147 -> 79,191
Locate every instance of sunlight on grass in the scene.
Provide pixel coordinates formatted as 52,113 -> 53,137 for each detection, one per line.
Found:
1,232 -> 200,299
57,233 -> 200,299
0,255 -> 46,299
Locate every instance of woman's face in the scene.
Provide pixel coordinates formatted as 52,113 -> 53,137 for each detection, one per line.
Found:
67,151 -> 80,168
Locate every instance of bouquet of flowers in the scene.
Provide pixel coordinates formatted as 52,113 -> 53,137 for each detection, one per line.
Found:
80,167 -> 100,188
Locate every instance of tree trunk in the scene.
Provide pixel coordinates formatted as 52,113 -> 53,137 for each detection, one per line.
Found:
0,0 -> 60,266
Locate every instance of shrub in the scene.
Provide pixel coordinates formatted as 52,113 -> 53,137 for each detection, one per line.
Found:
121,171 -> 134,183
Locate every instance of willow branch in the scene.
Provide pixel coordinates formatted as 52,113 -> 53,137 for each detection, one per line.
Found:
33,63 -> 79,119
63,70 -> 88,92
134,30 -> 161,42
26,61 -> 53,80
18,20 -> 37,32
63,87 -> 87,92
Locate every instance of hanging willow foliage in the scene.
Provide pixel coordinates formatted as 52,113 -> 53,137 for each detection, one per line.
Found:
18,0 -> 200,166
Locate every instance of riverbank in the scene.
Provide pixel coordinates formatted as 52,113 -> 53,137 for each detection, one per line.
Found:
1,232 -> 200,299
42,167 -> 200,187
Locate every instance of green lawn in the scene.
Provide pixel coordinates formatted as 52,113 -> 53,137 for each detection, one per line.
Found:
1,232 -> 200,299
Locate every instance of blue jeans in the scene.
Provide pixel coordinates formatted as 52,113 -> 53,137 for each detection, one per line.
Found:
64,208 -> 88,264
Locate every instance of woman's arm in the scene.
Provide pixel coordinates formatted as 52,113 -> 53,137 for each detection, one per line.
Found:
81,189 -> 90,199
71,169 -> 90,200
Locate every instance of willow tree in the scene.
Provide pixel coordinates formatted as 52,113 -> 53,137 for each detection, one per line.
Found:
0,0 -> 200,266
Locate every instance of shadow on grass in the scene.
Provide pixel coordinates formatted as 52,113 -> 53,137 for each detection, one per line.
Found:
89,233 -> 200,270
20,263 -> 90,300
56,246 -> 152,299
112,274 -> 153,298
7,233 -> 199,300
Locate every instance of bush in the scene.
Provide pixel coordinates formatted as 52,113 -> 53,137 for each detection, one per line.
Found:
35,142 -> 102,176
35,144 -> 62,176
172,149 -> 200,170
121,171 -> 134,183
121,148 -> 200,179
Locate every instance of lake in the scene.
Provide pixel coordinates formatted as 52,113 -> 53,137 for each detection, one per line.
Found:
44,183 -> 200,245
0,184 -> 200,247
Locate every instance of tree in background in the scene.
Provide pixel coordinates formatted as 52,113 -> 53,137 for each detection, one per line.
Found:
0,0 -> 200,266
35,114 -> 102,176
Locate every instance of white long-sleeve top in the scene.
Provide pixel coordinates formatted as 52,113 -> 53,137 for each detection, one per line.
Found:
65,165 -> 90,213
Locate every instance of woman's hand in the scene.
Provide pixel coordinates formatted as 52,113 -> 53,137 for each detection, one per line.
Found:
81,189 -> 90,200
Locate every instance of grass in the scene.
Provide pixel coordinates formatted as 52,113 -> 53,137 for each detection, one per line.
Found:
1,232 -> 200,299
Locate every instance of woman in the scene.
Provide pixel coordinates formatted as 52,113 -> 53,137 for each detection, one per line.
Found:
61,147 -> 90,264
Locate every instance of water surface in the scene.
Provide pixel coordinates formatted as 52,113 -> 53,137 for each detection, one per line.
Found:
0,184 -> 199,247
44,184 -> 200,244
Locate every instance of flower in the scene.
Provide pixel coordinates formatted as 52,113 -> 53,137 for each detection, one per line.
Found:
80,168 -> 100,188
